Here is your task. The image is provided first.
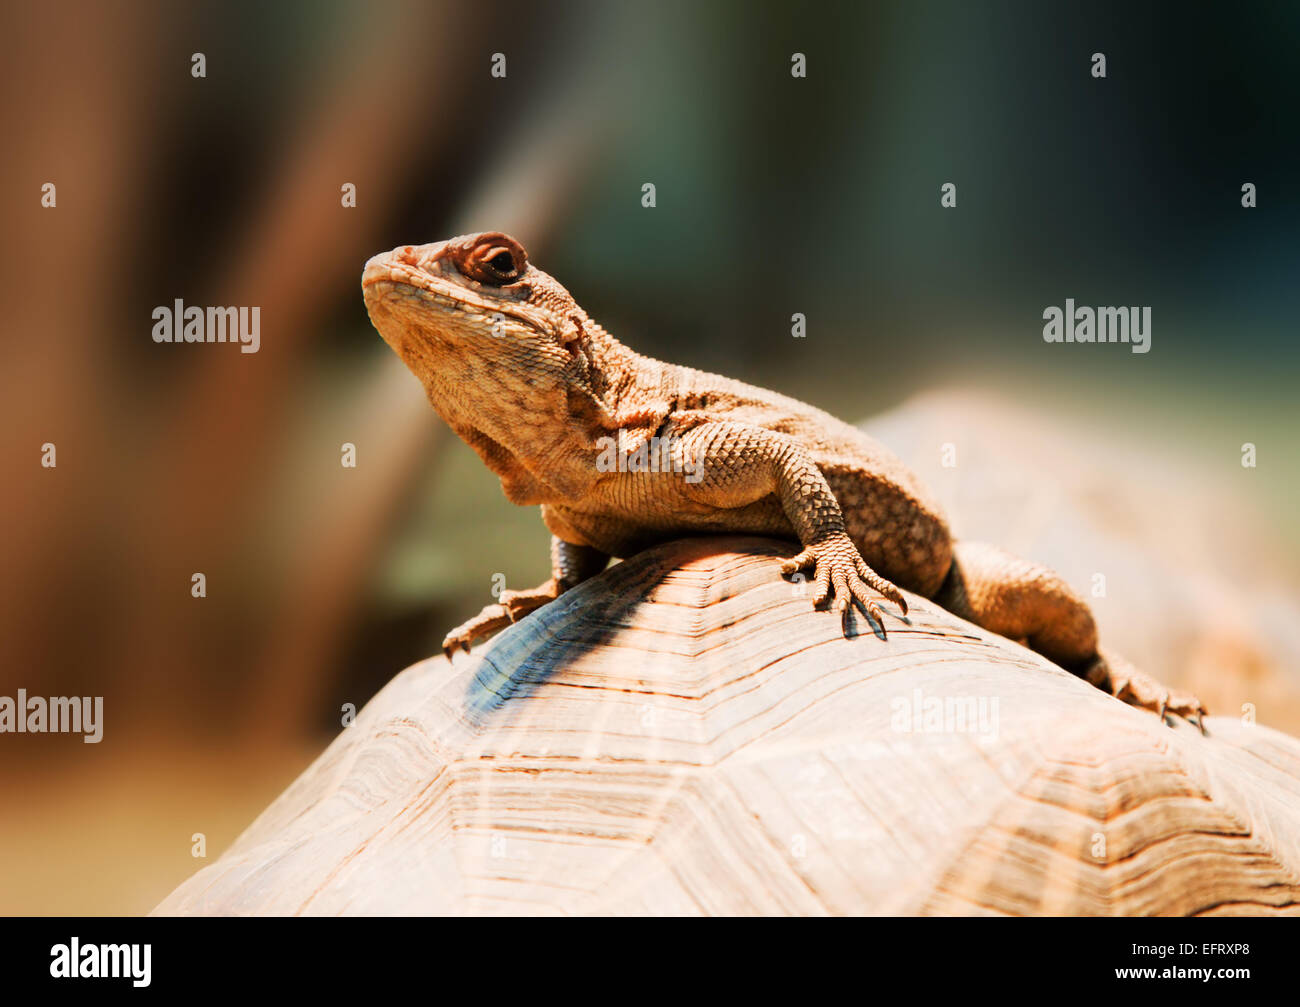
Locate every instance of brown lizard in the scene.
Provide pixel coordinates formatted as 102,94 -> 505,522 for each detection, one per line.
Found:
362,231 -> 1207,729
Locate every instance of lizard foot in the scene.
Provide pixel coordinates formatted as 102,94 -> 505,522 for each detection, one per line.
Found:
441,604 -> 510,659
781,534 -> 908,636
441,580 -> 564,659
1087,651 -> 1208,734
500,579 -> 564,621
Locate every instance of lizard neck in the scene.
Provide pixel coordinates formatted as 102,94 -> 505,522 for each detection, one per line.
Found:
423,316 -> 671,504
571,316 -> 693,453
577,318 -> 667,414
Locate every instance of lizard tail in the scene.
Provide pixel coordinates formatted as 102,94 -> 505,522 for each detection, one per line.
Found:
932,540 -> 1098,671
932,540 -> 1207,728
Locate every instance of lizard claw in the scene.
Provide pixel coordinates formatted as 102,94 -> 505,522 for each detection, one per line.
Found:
441,603 -> 512,659
441,636 -> 473,661
440,580 -> 567,659
1168,693 -> 1210,734
782,535 -> 907,637
1095,652 -> 1210,733
441,634 -> 474,662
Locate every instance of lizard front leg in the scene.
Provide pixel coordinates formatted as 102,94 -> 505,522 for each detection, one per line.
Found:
442,536 -> 609,658
677,421 -> 908,635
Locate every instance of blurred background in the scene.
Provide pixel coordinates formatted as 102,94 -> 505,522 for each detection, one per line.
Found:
1,0 -> 1297,914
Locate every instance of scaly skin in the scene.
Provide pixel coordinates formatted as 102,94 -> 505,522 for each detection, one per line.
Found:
362,232 -> 1206,730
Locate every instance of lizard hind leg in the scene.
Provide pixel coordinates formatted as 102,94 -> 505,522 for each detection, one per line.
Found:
441,536 -> 609,659
1086,647 -> 1208,734
933,541 -> 1207,730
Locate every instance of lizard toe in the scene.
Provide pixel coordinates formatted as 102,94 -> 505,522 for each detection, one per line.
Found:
1107,662 -> 1209,733
854,557 -> 907,615
811,563 -> 833,608
846,577 -> 887,636
1166,692 -> 1210,734
441,602 -> 514,658
781,547 -> 817,577
441,636 -> 471,661
830,568 -> 851,610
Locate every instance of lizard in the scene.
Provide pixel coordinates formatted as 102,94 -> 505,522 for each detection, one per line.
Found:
362,231 -> 1207,729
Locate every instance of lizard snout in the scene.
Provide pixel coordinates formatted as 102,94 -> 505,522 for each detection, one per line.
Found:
361,242 -> 448,290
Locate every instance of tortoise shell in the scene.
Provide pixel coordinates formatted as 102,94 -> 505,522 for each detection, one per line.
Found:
156,537 -> 1300,916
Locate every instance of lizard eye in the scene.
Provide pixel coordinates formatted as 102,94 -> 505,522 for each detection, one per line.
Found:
458,233 -> 528,285
487,250 -> 516,275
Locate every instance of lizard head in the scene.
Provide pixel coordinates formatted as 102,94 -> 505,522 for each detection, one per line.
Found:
362,232 -> 625,496
362,231 -> 589,388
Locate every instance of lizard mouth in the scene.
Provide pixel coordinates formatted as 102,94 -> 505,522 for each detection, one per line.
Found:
362,256 -> 553,337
